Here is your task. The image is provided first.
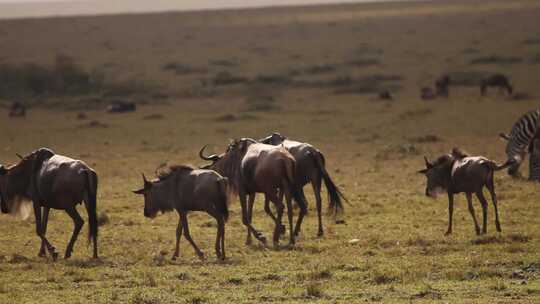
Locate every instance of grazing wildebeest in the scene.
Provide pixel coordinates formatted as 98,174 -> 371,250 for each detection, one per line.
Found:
418,148 -> 512,235
481,74 -> 513,96
8,101 -> 26,117
106,101 -> 136,113
133,165 -> 229,260
200,138 -> 307,247
0,148 -> 98,259
435,75 -> 450,97
259,132 -> 345,237
378,90 -> 393,100
421,87 -> 436,100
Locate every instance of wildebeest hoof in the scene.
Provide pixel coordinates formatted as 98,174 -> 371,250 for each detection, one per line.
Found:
444,231 -> 452,236
317,231 -> 324,238
259,236 -> 267,245
51,252 -> 59,261
278,224 -> 286,235
171,255 -> 178,261
64,253 -> 72,259
38,251 -> 46,258
197,252 -> 206,261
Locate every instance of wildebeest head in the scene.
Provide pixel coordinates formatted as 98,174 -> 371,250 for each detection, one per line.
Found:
259,132 -> 286,145
418,154 -> 454,198
132,173 -> 159,218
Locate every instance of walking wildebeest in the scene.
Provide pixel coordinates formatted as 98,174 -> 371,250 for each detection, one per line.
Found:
106,101 -> 136,113
418,148 -> 512,235
259,132 -> 345,237
199,138 -> 307,247
133,165 -> 230,260
435,75 -> 450,97
0,148 -> 98,260
481,74 -> 513,96
8,101 -> 26,117
421,87 -> 437,100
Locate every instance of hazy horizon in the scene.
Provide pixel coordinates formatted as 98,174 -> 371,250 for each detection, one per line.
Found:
0,0 -> 403,20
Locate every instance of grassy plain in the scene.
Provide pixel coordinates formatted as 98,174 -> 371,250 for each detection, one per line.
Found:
0,0 -> 540,303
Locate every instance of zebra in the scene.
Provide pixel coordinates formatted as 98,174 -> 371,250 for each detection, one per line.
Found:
499,109 -> 540,179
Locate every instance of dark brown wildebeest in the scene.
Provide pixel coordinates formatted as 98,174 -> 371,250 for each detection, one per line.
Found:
0,148 -> 98,260
200,138 -> 307,247
435,75 -> 450,97
259,132 -> 345,237
418,148 -> 513,235
481,74 -> 513,96
421,87 -> 437,100
8,101 -> 26,117
106,101 -> 136,113
133,166 -> 230,260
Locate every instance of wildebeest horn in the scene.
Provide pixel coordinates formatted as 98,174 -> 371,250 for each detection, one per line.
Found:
199,145 -> 220,161
142,173 -> 148,183
424,156 -> 431,168
16,153 -> 23,160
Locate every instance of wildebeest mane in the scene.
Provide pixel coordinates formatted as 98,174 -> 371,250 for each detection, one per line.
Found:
451,147 -> 469,159
157,165 -> 195,181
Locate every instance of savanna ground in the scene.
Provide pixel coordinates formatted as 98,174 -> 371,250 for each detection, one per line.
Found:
1,0 -> 540,303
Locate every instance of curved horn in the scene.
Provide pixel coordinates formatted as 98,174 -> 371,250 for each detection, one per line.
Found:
424,156 -> 432,168
16,153 -> 23,160
142,173 -> 148,183
199,145 -> 220,161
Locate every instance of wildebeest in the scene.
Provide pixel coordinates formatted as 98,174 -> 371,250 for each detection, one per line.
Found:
481,74 -> 513,96
200,138 -> 307,247
421,87 -> 436,100
0,148 -> 98,259
259,132 -> 345,237
378,90 -> 393,100
435,75 -> 450,97
106,101 -> 136,113
8,101 -> 26,117
133,166 -> 229,260
418,148 -> 512,235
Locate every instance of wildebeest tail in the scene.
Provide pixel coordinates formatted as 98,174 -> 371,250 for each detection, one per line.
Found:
308,150 -> 346,215
489,158 -> 517,171
216,177 -> 230,222
83,169 -> 98,246
282,158 -> 307,213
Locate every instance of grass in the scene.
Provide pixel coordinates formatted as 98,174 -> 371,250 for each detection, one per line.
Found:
0,0 -> 540,303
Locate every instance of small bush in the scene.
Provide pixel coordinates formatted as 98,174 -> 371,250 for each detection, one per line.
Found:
347,58 -> 380,67
244,96 -> 280,112
305,282 -> 324,298
212,71 -> 248,86
97,211 -> 109,226
254,74 -> 291,84
303,64 -> 337,75
162,62 -> 206,75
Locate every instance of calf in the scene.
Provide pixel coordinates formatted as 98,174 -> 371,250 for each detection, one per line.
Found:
418,148 -> 512,235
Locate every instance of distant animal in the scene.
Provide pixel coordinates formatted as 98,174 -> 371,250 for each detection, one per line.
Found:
481,74 -> 513,96
106,101 -> 136,113
133,166 -> 230,260
259,132 -> 346,237
418,148 -> 513,235
8,101 -> 26,117
199,138 -> 307,247
0,148 -> 98,260
421,87 -> 436,100
435,75 -> 450,97
499,109 -> 540,177
378,90 -> 393,100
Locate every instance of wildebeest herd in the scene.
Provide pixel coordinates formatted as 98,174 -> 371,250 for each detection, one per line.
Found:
0,107 -> 538,260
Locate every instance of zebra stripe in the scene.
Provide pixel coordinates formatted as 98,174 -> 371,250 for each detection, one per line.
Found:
506,109 -> 540,159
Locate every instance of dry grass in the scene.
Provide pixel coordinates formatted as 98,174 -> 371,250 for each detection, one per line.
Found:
0,0 -> 539,303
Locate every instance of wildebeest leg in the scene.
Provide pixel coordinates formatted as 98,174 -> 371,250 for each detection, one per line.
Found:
64,207 -> 84,259
172,216 -> 183,260
466,193 -> 481,235
32,202 -> 58,260
265,191 -> 285,248
283,190 -> 295,246
486,182 -> 502,232
239,190 -> 266,245
245,193 -> 256,245
264,194 -> 286,236
38,207 -> 50,257
476,191 -> 489,234
293,188 -> 308,237
445,193 -> 454,235
215,215 -> 226,260
311,175 -> 323,237
180,213 -> 204,260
